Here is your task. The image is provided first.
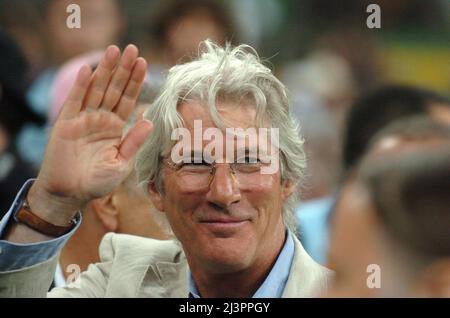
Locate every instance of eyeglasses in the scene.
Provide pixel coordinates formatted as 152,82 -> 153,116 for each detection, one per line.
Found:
164,158 -> 273,191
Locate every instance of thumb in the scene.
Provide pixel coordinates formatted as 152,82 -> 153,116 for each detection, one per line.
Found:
119,119 -> 153,161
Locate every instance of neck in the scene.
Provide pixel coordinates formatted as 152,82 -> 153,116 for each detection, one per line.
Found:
59,212 -> 105,278
191,225 -> 287,298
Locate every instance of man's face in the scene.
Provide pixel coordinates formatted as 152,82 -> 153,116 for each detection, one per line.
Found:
326,181 -> 384,297
153,100 -> 291,274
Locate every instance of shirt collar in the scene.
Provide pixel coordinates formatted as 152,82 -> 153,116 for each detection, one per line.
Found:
53,262 -> 66,288
188,230 -> 295,298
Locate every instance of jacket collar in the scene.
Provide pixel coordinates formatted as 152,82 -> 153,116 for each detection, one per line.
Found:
282,235 -> 332,297
137,235 -> 330,298
137,244 -> 189,298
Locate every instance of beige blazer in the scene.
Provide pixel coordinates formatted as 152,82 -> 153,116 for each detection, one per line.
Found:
0,233 -> 333,297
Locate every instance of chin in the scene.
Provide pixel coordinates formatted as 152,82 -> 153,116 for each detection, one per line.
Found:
200,240 -> 255,273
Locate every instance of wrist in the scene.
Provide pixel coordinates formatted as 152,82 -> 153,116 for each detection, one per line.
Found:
27,181 -> 84,226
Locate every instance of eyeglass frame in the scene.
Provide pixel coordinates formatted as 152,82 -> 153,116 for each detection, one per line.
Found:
162,156 -> 270,187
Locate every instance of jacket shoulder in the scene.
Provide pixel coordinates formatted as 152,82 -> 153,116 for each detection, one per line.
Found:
99,233 -> 183,266
283,234 -> 334,297
49,234 -> 184,297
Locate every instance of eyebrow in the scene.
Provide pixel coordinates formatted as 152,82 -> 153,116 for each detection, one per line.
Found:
178,148 -> 265,164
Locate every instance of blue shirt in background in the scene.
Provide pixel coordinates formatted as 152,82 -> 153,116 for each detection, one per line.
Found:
295,196 -> 335,265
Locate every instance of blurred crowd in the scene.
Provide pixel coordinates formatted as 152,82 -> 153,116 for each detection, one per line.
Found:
0,0 -> 449,297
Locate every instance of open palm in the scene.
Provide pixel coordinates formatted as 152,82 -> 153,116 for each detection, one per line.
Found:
35,45 -> 152,209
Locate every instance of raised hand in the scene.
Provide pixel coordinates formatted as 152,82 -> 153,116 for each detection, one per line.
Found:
28,45 -> 153,225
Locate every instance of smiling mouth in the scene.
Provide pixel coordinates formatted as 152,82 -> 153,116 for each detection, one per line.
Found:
199,219 -> 249,234
201,220 -> 247,225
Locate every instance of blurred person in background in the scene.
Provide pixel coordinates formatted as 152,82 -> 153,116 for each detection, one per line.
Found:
21,0 -> 126,168
143,0 -> 238,96
149,0 -> 236,66
293,84 -> 450,265
280,50 -> 358,119
54,160 -> 172,288
0,29 -> 43,217
45,0 -> 125,65
343,85 -> 450,171
313,27 -> 381,94
278,44 -> 359,265
0,0 -> 48,78
291,95 -> 341,264
279,49 -> 357,265
327,117 -> 450,297
128,0 -> 240,135
48,51 -> 170,287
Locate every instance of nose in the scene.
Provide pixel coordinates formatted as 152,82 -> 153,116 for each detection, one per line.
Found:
206,164 -> 241,209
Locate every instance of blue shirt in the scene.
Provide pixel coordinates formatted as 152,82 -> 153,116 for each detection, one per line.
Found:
0,180 -> 81,271
295,196 -> 335,265
188,230 -> 295,298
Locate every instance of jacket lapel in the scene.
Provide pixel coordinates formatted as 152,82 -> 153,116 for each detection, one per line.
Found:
135,236 -> 331,298
137,256 -> 189,298
282,235 -> 333,297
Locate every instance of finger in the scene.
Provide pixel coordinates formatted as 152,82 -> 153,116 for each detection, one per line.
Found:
101,44 -> 139,111
83,45 -> 120,110
119,119 -> 153,162
114,57 -> 148,120
59,65 -> 93,120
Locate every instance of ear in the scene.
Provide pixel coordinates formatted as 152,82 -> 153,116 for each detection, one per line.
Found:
414,258 -> 450,297
91,193 -> 120,232
281,179 -> 296,200
148,182 -> 165,212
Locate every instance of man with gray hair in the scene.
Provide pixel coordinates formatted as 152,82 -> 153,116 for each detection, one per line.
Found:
0,42 -> 331,297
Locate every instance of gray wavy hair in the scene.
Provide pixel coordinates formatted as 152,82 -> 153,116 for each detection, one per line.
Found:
136,40 -> 305,233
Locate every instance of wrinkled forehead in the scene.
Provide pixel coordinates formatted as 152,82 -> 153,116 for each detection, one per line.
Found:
170,99 -> 279,159
177,99 -> 263,130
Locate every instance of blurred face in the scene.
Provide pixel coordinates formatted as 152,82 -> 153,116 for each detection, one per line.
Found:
328,137 -> 450,297
153,100 -> 291,275
328,177 -> 450,298
326,181 -> 384,297
114,185 -> 168,240
165,8 -> 226,64
428,104 -> 450,125
48,0 -> 123,62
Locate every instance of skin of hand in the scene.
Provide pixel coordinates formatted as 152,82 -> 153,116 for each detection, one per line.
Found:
25,44 -> 153,227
